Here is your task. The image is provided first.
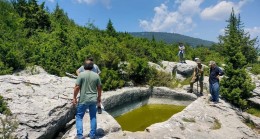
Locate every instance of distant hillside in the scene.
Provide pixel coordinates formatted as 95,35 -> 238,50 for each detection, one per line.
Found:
130,32 -> 215,47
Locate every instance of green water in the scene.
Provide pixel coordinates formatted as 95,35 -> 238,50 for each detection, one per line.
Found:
115,104 -> 186,132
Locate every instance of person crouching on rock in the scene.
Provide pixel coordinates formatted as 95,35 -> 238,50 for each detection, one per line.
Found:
73,61 -> 102,139
188,59 -> 204,95
209,61 -> 224,103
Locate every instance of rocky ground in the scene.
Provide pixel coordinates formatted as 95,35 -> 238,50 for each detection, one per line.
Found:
0,66 -> 76,139
103,95 -> 259,139
0,64 -> 259,139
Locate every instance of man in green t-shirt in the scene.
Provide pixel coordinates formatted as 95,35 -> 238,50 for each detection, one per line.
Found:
73,62 -> 102,139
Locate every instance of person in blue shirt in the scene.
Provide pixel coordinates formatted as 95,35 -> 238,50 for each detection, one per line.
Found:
209,61 -> 224,103
76,57 -> 101,76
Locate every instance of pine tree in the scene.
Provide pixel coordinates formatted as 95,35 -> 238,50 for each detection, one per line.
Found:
106,19 -> 117,37
12,0 -> 51,35
220,9 -> 255,109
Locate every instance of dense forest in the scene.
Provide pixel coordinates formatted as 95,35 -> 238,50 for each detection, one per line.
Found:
0,0 -> 259,94
0,0 -> 226,91
130,32 -> 215,47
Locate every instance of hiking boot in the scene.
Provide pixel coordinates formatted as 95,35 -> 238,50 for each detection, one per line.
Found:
97,106 -> 102,114
87,134 -> 96,139
187,89 -> 193,93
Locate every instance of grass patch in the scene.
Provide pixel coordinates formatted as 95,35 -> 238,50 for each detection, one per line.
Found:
243,116 -> 260,134
25,82 -> 30,86
248,63 -> 260,75
0,95 -> 11,115
210,119 -> 221,130
246,107 -> 260,117
6,89 -> 12,92
182,117 -> 196,123
171,76 -> 192,88
148,70 -> 173,87
0,116 -> 18,139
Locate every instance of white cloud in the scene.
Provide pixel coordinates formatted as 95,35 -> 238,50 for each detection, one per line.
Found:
219,28 -> 225,35
245,27 -> 260,38
178,0 -> 204,15
139,0 -> 203,33
200,0 -> 250,21
76,0 -> 111,9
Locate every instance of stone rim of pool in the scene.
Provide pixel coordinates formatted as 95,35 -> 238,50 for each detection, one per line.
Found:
102,87 -> 197,132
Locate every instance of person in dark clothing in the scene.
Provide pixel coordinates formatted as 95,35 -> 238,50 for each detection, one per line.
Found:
209,61 -> 224,103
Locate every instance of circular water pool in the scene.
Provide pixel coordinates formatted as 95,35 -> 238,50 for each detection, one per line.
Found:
115,104 -> 185,132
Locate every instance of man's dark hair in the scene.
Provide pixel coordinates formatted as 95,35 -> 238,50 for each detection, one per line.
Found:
87,57 -> 94,61
84,57 -> 94,62
84,62 -> 94,70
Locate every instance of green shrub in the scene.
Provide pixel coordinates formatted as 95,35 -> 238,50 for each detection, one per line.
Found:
250,63 -> 260,75
203,66 -> 210,76
246,107 -> 260,117
100,68 -> 125,91
126,58 -> 152,85
0,116 -> 18,139
0,96 -> 11,115
148,69 -> 173,87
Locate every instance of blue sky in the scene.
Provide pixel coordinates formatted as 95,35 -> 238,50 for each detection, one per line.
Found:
40,0 -> 260,42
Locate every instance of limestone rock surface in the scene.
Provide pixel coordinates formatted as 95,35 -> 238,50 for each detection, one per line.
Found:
0,67 -> 76,139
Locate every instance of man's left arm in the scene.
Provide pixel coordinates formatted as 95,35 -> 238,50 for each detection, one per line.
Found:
73,85 -> 80,105
73,76 -> 81,105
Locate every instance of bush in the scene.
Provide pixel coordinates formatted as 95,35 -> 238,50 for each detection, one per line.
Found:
100,68 -> 125,91
0,95 -> 17,138
0,96 -> 11,115
250,63 -> 260,75
126,58 -> 152,85
148,69 -> 173,87
0,116 -> 18,139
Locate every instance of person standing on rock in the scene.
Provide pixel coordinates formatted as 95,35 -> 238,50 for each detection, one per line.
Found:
209,61 -> 224,103
178,43 -> 186,63
76,57 -> 102,114
76,57 -> 101,76
188,59 -> 204,95
73,61 -> 102,139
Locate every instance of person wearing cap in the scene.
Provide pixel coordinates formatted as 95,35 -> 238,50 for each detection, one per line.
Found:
188,59 -> 204,94
76,57 -> 101,76
209,61 -> 224,103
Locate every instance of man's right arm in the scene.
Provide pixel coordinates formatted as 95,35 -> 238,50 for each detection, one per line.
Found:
76,70 -> 80,76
